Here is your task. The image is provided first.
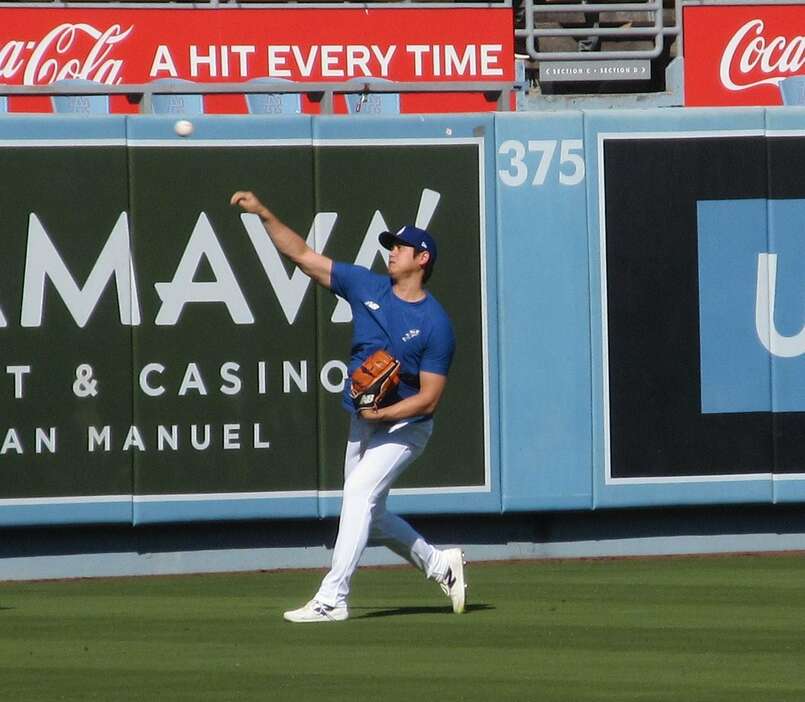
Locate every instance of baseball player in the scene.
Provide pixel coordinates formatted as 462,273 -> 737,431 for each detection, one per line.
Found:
230,190 -> 466,623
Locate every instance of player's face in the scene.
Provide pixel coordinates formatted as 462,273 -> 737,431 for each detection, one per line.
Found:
388,243 -> 422,278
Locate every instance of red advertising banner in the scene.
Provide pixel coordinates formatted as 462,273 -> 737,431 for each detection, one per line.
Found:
0,7 -> 513,114
683,4 -> 805,107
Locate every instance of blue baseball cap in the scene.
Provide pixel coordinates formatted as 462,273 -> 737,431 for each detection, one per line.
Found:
379,225 -> 438,267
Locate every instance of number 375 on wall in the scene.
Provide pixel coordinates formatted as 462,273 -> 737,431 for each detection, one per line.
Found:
497,139 -> 585,187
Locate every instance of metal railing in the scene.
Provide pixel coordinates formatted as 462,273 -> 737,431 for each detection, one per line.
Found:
517,0 -> 681,61
0,79 -> 523,112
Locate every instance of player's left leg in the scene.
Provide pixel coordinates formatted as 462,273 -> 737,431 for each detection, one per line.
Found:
369,509 -> 444,576
370,504 -> 467,614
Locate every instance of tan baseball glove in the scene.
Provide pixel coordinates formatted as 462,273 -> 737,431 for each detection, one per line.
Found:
349,349 -> 401,411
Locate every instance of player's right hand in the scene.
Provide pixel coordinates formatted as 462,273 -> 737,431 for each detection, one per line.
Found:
229,191 -> 264,214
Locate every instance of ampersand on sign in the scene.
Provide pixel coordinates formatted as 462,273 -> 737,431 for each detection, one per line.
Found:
72,364 -> 98,398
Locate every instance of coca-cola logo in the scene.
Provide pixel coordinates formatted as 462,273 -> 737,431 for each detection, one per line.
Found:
720,19 -> 805,91
0,23 -> 132,85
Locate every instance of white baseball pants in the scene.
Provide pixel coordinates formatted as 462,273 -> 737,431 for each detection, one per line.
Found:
315,415 -> 449,608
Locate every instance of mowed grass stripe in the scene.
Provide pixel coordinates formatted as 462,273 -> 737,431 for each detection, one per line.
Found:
1,556 -> 804,701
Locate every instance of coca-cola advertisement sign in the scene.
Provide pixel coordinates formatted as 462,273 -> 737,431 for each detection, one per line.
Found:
684,4 -> 805,106
0,7 -> 512,114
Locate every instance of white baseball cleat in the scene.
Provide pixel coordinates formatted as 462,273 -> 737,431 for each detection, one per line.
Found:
440,548 -> 467,614
283,599 -> 349,623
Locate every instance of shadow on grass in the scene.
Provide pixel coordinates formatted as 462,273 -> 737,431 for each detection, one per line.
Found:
356,603 -> 494,619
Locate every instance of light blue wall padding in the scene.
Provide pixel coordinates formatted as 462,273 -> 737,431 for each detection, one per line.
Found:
584,108 -> 773,510
0,115 -> 126,140
320,491 -> 502,520
132,497 -> 318,525
495,112 -> 593,511
0,96 -> 7,113
125,114 -> 313,142
0,501 -> 132,528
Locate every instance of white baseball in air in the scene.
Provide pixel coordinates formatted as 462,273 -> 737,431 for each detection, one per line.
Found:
174,119 -> 194,137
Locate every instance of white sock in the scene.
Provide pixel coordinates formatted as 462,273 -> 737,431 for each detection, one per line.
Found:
426,549 -> 450,582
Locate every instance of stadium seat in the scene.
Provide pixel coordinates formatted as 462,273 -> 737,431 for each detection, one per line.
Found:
51,79 -> 109,114
780,76 -> 805,106
149,79 -> 204,115
344,78 -> 400,115
244,78 -> 302,115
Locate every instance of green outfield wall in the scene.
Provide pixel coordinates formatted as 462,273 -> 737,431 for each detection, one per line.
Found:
1,108 -> 804,527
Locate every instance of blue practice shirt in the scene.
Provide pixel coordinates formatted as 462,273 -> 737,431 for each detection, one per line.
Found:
330,262 -> 456,415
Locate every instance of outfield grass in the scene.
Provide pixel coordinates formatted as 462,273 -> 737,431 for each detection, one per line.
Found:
1,555 -> 805,701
